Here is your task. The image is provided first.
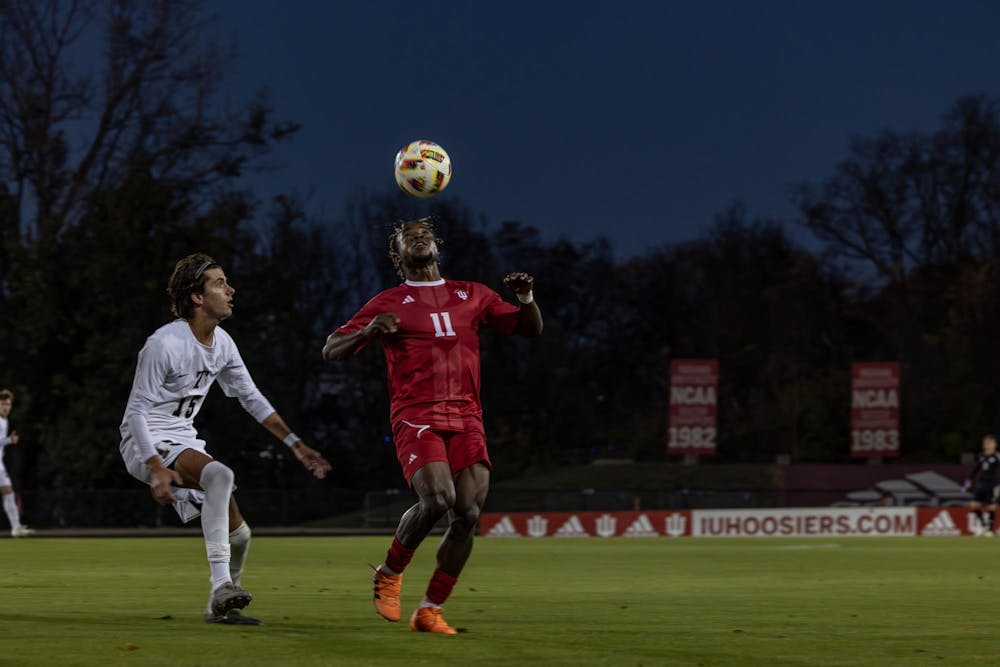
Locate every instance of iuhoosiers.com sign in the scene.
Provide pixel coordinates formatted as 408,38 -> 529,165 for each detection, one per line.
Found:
481,507 -> 936,538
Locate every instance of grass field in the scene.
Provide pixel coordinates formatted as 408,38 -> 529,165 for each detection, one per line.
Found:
0,536 -> 998,666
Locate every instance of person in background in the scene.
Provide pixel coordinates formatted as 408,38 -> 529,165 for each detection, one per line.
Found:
0,389 -> 34,537
962,434 -> 1000,537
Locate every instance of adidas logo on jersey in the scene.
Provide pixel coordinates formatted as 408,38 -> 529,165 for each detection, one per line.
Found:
554,515 -> 589,538
922,510 -> 961,536
623,514 -> 659,538
486,516 -> 521,537
402,295 -> 415,304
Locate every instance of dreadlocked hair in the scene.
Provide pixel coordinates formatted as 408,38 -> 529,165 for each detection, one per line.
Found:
388,216 -> 442,280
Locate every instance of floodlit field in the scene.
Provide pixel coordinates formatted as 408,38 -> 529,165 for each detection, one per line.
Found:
0,536 -> 997,666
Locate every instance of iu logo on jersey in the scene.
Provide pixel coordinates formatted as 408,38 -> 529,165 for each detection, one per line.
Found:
454,290 -> 468,301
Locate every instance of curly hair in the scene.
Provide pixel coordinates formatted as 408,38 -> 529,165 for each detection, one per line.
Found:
167,253 -> 219,319
387,216 -> 442,280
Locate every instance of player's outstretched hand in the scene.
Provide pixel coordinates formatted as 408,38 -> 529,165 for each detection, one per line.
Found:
150,467 -> 183,505
363,313 -> 400,339
503,272 -> 534,296
292,442 -> 332,479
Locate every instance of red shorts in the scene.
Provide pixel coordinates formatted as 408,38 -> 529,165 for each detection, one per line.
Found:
391,417 -> 491,484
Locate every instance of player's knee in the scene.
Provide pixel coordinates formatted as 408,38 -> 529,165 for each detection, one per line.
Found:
420,488 -> 455,517
230,521 -> 251,547
453,503 -> 481,531
200,461 -> 235,492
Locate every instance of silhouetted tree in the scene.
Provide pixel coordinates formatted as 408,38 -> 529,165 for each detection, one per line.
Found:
0,0 -> 299,490
796,94 -> 1000,460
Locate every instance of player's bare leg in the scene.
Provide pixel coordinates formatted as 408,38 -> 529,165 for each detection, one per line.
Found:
436,463 -> 489,577
398,462 -> 459,547
174,450 -> 253,619
373,461 -> 455,622
410,463 -> 489,635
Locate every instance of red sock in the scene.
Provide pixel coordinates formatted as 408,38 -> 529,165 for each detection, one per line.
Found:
384,537 -> 416,574
425,568 -> 458,606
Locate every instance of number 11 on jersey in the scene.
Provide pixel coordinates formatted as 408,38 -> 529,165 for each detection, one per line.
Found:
429,312 -> 456,337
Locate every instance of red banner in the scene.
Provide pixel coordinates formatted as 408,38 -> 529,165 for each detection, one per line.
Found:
917,507 -> 979,536
480,511 -> 692,538
483,508 -> 984,538
667,359 -> 718,455
850,362 -> 900,458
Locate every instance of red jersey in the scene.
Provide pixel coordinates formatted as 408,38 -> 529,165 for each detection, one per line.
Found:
336,278 -> 521,429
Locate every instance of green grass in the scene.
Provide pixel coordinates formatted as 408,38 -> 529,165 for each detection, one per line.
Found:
0,536 -> 998,666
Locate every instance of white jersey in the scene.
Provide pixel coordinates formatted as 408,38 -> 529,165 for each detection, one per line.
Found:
120,319 -> 275,463
0,415 -> 9,462
0,415 -> 9,487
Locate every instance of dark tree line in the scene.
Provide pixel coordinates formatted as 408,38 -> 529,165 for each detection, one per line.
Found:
1,1 -> 999,496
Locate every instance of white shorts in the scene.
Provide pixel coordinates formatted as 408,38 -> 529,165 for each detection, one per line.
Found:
120,438 -> 211,485
0,462 -> 10,488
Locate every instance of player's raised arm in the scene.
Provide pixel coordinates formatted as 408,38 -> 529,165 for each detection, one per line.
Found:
322,312 -> 400,362
503,272 -> 543,337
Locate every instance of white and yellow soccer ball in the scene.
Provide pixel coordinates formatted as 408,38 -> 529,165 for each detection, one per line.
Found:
394,140 -> 452,198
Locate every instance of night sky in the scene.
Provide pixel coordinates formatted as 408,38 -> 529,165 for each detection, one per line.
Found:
209,0 -> 1000,257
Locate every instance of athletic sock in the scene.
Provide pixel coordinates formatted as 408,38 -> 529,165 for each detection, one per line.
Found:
975,509 -> 986,527
2,493 -> 21,530
199,461 -> 235,590
229,522 -> 252,586
209,562 -> 231,590
383,536 -> 416,575
422,568 -> 458,607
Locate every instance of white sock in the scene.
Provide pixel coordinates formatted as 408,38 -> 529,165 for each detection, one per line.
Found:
199,461 -> 234,591
418,597 -> 437,609
2,493 -> 21,530
229,522 -> 252,587
209,562 -> 231,590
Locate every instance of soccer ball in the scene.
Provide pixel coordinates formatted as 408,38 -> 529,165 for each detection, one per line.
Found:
394,140 -> 452,198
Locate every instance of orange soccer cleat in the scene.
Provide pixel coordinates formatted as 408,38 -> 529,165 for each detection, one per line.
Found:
372,568 -> 403,622
409,606 -> 458,635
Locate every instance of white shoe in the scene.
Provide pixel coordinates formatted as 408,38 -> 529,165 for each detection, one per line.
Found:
11,526 -> 36,537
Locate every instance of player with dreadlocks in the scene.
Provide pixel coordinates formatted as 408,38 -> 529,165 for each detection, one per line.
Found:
323,217 -> 542,634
